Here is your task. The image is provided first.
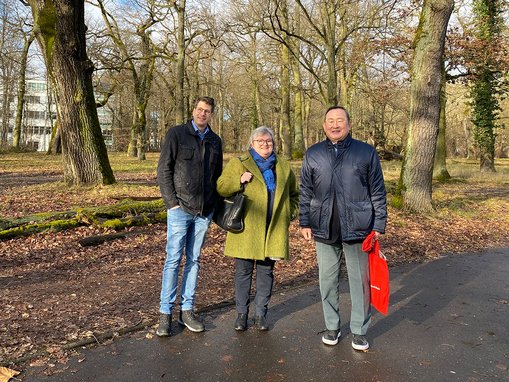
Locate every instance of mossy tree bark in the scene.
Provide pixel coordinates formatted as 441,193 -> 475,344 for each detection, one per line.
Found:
401,0 -> 453,212
433,68 -> 451,181
27,0 -> 115,185
470,0 -> 504,173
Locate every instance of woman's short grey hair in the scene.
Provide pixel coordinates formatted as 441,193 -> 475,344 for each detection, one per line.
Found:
248,126 -> 275,147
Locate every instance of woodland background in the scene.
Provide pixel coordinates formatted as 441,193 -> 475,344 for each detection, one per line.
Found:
1,0 -> 509,374
1,0 -> 508,161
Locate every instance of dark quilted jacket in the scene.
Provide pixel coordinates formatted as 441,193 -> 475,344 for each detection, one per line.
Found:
299,135 -> 387,241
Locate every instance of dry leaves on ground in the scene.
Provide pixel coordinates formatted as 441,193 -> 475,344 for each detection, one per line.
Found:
1,174 -> 508,367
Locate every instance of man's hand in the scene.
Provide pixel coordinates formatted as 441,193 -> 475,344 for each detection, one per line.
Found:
300,227 -> 312,240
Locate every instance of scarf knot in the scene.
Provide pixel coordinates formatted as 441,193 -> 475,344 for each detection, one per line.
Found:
249,148 -> 276,192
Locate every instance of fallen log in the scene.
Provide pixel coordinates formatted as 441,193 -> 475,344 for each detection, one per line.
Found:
0,211 -> 76,231
0,199 -> 166,241
0,219 -> 81,241
78,231 -> 139,247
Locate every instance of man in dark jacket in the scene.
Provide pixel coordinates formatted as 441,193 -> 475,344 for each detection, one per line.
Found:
156,96 -> 223,336
299,106 -> 387,351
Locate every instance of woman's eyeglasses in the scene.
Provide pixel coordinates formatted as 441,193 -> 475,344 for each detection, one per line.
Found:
253,139 -> 273,145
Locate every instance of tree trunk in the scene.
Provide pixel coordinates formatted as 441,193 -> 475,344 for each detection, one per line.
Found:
46,119 -> 62,155
472,68 -> 497,173
291,5 -> 304,159
279,0 -> 292,158
250,78 -> 259,131
322,1 -> 338,106
280,43 -> 292,158
433,71 -> 451,181
136,108 -> 147,160
0,80 -> 10,144
175,0 -> 186,125
470,0 -> 503,173
338,19 -> 348,108
13,31 -> 35,148
28,0 -> 115,185
292,56 -> 304,158
401,0 -> 453,212
127,107 -> 137,157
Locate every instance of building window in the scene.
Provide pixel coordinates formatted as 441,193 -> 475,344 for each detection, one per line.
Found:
27,82 -> 47,92
26,95 -> 41,104
26,110 -> 46,120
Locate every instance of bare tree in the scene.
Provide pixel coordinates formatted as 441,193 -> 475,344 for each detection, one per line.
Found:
0,1 -> 20,145
13,29 -> 35,148
92,0 -> 162,160
399,0 -> 454,212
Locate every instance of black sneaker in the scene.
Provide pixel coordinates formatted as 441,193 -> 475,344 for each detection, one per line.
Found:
156,313 -> 172,337
351,334 -> 369,351
178,310 -> 205,332
321,329 -> 341,345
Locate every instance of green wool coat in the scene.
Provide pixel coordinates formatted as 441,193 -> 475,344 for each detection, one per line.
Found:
216,153 -> 299,261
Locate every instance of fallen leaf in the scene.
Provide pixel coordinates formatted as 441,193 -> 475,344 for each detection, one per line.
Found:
0,367 -> 20,382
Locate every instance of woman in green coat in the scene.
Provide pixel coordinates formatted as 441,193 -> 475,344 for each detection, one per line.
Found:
216,126 -> 299,331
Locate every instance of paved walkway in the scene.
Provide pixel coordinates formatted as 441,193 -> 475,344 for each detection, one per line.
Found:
23,248 -> 509,381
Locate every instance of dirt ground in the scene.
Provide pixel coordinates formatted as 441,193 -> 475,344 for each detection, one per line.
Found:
1,171 -> 508,371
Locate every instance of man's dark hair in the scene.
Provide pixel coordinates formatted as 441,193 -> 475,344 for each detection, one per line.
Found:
194,96 -> 215,112
324,106 -> 350,123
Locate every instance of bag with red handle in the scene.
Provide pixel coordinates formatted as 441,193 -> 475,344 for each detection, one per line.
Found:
362,231 -> 389,315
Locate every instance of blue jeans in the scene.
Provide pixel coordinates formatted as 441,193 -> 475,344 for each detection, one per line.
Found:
159,207 -> 212,315
315,241 -> 371,335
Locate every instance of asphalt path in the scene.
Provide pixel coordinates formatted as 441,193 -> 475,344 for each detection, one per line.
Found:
23,247 -> 509,382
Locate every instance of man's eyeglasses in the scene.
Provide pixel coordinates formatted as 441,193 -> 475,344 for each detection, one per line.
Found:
196,107 -> 212,115
253,139 -> 273,145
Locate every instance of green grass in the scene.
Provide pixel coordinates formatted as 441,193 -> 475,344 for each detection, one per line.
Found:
1,153 -> 508,222
0,152 -> 160,174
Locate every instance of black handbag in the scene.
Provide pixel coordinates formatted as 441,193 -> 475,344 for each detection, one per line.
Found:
213,184 -> 246,233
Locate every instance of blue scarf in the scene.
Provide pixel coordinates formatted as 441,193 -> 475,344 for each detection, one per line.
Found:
249,148 -> 276,192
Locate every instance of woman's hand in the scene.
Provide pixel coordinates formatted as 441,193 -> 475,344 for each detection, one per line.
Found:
240,171 -> 253,184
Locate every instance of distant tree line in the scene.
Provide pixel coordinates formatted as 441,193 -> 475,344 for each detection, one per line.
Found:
0,0 -> 507,211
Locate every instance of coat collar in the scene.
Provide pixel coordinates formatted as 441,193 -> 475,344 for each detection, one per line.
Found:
239,152 -> 289,208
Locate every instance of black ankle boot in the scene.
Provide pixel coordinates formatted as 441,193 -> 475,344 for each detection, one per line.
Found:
234,313 -> 248,331
254,315 -> 269,331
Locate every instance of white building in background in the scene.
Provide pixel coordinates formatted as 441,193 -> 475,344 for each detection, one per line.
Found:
1,79 -> 113,151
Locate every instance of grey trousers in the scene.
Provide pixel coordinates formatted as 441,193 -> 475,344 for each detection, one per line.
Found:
235,258 -> 275,317
315,241 -> 371,335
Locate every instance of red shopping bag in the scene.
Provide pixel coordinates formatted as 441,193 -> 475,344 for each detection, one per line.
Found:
362,231 -> 389,315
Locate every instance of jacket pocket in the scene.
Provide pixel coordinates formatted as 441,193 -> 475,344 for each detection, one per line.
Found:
179,145 -> 195,160
309,198 -> 322,230
347,201 -> 373,232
